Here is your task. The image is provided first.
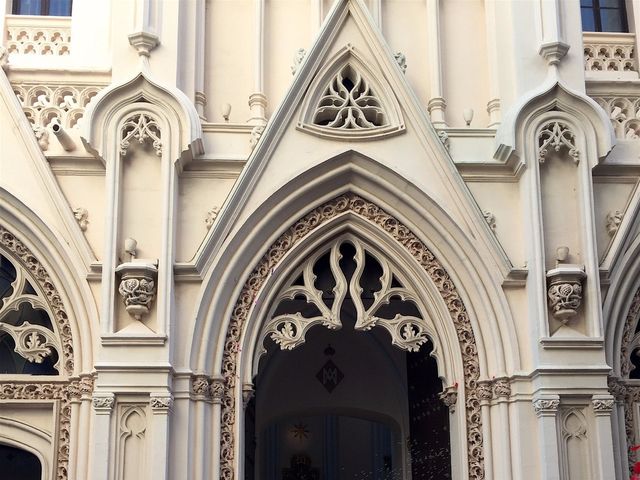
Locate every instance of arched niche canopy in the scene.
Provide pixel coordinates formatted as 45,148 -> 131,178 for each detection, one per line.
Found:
81,68 -> 203,169
495,81 -> 615,169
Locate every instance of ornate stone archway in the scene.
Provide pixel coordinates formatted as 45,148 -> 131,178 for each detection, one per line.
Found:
218,193 -> 485,480
0,225 -> 91,480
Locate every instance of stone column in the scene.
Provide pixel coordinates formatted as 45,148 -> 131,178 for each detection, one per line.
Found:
90,392 -> 115,480
533,395 -> 561,480
493,378 -> 512,478
591,395 -> 616,480
426,0 -> 446,127
478,381 -> 494,479
149,393 -> 173,480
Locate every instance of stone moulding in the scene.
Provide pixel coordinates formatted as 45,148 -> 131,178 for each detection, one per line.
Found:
218,193 -> 484,480
0,224 -> 84,480
5,16 -> 71,56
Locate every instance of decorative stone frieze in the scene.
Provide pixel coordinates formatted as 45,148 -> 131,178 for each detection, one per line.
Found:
116,260 -> 158,321
538,121 -> 580,164
150,393 -> 173,412
533,397 -> 560,417
592,397 -> 615,414
11,83 -> 102,136
438,385 -> 458,412
93,393 -> 115,412
583,33 -> 637,75
5,16 -> 71,56
592,96 -> 640,139
220,194 -> 485,480
120,113 -> 163,156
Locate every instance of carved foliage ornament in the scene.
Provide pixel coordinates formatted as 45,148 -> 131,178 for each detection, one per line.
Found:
259,236 -> 429,355
313,65 -> 387,130
219,194 -> 484,480
120,113 -> 162,156
538,121 -> 580,164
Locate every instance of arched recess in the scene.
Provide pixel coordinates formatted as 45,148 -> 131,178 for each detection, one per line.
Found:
0,416 -> 52,479
0,187 -> 95,480
495,81 -> 614,168
602,231 -> 640,474
214,194 -> 493,480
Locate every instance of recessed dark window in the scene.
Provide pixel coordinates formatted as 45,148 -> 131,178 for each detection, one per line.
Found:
12,0 -> 72,16
581,0 -> 628,32
0,444 -> 42,480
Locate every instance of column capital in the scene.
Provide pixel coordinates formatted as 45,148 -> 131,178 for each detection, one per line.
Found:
532,394 -> 560,417
92,392 -> 115,413
150,392 -> 173,413
592,394 -> 615,415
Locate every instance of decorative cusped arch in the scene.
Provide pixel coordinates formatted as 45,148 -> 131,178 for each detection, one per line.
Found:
218,194 -> 484,480
81,68 -> 203,165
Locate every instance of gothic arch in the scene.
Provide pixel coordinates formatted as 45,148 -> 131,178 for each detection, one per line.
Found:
0,417 -> 51,478
216,194 -> 486,480
0,187 -> 95,480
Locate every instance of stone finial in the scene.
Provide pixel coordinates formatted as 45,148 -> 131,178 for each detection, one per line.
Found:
291,48 -> 306,75
73,207 -> 89,231
128,31 -> 159,58
394,52 -> 407,73
606,210 -> 623,237
205,206 -> 220,230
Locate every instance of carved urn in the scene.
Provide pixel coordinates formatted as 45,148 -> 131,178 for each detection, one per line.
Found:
116,259 -> 158,320
546,263 -> 586,323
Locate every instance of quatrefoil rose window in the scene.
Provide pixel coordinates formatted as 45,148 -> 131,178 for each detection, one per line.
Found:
298,52 -> 404,140
258,237 -> 430,356
0,252 -> 61,375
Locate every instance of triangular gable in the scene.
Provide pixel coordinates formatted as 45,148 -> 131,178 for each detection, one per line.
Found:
193,0 -> 511,279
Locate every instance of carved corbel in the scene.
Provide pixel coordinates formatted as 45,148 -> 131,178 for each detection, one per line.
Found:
438,384 -> 458,413
546,247 -> 586,323
242,383 -> 255,408
116,259 -> 158,321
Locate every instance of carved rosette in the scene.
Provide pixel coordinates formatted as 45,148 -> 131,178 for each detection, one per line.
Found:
546,265 -> 586,323
116,260 -> 158,321
438,385 -> 458,412
532,397 -> 560,417
219,194 -> 484,480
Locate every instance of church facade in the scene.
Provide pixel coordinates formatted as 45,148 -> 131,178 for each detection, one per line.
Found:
0,0 -> 639,479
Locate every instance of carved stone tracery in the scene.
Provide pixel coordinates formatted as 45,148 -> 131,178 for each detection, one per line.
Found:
218,194 -> 484,480
538,121 -> 580,164
312,65 -> 386,130
120,113 -> 162,156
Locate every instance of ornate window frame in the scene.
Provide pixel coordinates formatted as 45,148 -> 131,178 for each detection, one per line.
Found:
297,45 -> 405,141
217,194 -> 485,480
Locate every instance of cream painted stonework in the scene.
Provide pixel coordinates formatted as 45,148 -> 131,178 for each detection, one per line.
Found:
1,0 -> 639,479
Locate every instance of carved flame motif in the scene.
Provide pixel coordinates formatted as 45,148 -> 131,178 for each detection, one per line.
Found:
313,65 -> 386,129
0,252 -> 61,372
120,113 -> 162,156
260,236 -> 428,354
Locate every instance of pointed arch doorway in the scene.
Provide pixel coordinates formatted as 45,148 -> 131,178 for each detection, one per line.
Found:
219,194 -> 485,480
248,236 -> 452,480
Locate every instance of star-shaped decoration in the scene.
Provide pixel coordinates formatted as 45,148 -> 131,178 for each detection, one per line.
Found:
290,422 -> 310,441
